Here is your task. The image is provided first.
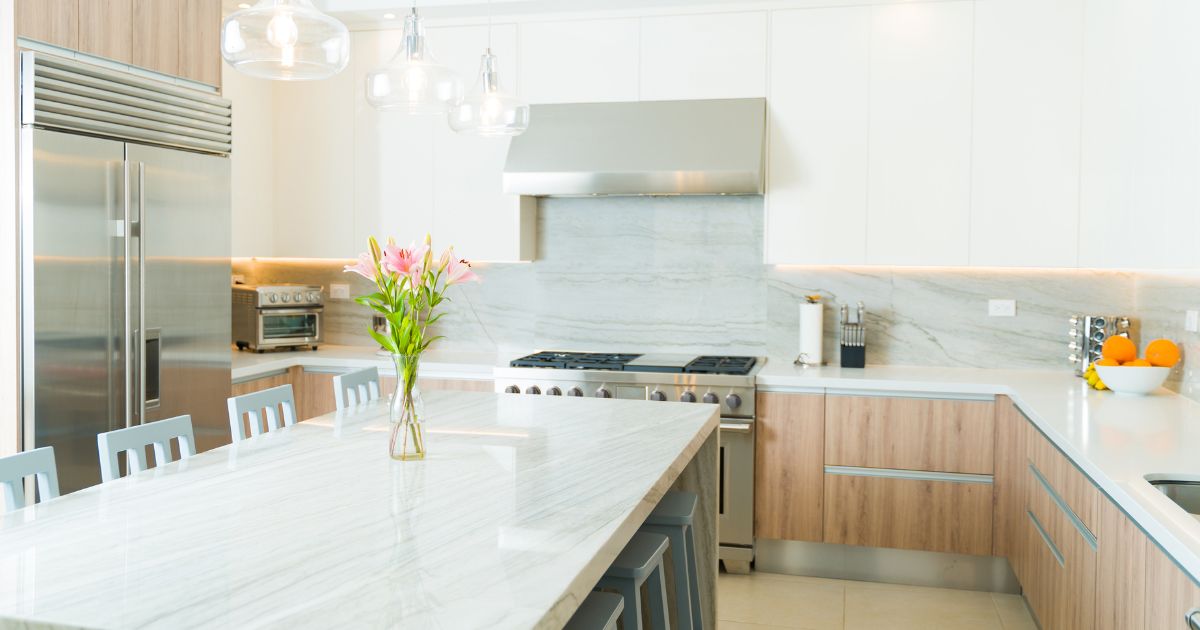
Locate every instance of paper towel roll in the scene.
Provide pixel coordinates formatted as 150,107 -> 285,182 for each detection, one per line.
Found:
798,302 -> 823,365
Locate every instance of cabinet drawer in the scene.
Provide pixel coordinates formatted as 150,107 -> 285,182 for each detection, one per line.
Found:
825,395 -> 995,474
1021,489 -> 1098,630
823,469 -> 993,556
1026,421 -> 1098,534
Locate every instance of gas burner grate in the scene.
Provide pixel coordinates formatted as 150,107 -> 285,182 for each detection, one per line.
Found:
684,356 -> 758,376
510,351 -> 641,371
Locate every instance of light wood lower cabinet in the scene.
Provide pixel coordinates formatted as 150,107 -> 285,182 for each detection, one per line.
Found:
993,396 -> 1027,560
231,370 -> 294,397
825,394 -> 995,474
754,392 -> 824,542
823,471 -> 994,556
1096,497 -> 1147,630
1146,537 -> 1200,629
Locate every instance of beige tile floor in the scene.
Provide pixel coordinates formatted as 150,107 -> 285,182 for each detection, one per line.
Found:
717,570 -> 1038,630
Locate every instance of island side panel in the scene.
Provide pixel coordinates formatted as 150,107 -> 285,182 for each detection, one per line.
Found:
671,426 -> 719,630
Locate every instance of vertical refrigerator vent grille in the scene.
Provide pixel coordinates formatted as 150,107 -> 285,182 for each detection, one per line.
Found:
19,51 -> 232,155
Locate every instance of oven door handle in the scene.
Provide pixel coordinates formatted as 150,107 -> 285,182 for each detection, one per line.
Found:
719,422 -> 753,433
259,307 -> 324,315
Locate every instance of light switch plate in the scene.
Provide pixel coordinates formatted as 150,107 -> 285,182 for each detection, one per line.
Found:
988,299 -> 1017,317
1186,309 -> 1199,333
330,283 -> 350,300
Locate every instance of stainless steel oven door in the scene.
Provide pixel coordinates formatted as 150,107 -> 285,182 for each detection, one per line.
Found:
256,308 -> 322,347
719,417 -> 755,573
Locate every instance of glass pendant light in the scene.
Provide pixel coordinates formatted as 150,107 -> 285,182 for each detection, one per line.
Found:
221,0 -> 350,81
365,7 -> 463,114
448,2 -> 529,136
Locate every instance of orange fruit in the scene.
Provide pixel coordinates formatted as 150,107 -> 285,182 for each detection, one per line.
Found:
1145,338 -> 1181,368
1101,335 -> 1137,363
1094,358 -> 1119,367
1122,359 -> 1153,367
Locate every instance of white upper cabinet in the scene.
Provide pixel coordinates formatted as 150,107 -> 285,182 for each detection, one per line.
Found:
1079,0 -> 1200,269
865,2 -> 974,266
428,24 -> 534,262
765,7 -> 870,265
223,61 -> 275,258
639,12 -> 767,101
970,0 -> 1084,268
271,56 -> 357,259
352,30 -> 435,252
519,18 -> 639,103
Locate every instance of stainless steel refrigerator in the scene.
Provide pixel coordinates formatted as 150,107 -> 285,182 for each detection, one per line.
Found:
19,52 -> 233,493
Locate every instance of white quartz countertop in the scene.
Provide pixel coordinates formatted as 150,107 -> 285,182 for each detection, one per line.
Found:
0,392 -> 718,629
231,344 -> 502,381
757,360 -> 1200,584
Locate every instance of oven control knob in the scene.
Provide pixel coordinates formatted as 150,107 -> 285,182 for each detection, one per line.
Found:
726,393 -> 743,409
567,387 -> 584,397
702,392 -> 719,404
525,385 -> 541,395
281,293 -> 291,303
268,292 -> 278,303
504,385 -> 520,394
294,292 -> 303,302
546,386 -> 562,396
649,390 -> 667,401
680,391 -> 696,403
595,388 -> 612,399
308,291 -> 320,302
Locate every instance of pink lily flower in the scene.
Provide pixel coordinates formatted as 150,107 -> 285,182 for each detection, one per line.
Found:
382,242 -> 429,283
344,252 -> 377,281
444,257 -> 480,286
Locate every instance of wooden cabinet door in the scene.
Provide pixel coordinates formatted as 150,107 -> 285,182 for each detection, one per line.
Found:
179,0 -> 221,86
1096,498 -> 1147,630
132,0 -> 181,76
231,371 -> 293,397
1145,539 -> 1200,629
823,472 -> 994,556
825,394 -> 995,474
15,0 -> 78,49
993,396 -> 1025,559
754,392 -> 824,542
297,370 -> 337,420
78,0 -> 132,63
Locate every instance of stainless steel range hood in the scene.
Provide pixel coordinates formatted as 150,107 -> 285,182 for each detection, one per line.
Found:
502,98 -> 766,196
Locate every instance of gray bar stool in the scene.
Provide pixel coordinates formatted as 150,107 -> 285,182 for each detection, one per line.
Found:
641,491 -> 702,630
598,531 -> 671,630
565,591 -> 624,630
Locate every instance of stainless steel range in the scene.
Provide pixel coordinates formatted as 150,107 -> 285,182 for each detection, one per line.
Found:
494,351 -> 763,573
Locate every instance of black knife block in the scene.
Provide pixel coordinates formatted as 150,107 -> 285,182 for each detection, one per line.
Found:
840,344 -> 865,368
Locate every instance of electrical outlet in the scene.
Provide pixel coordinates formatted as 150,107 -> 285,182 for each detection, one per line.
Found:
330,283 -> 350,300
988,299 -> 1017,317
1187,309 -> 1199,333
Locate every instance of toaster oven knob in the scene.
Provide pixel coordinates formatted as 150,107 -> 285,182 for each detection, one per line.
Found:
702,392 -> 719,404
504,385 -> 520,394
649,390 -> 667,401
546,386 -> 562,396
594,387 -> 612,399
308,292 -> 320,302
294,292 -> 303,302
567,387 -> 584,397
525,385 -> 541,395
680,391 -> 696,403
726,393 -> 743,409
268,292 -> 278,303
281,293 -> 291,303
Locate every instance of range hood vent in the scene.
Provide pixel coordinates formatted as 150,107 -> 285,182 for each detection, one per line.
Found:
502,98 -> 765,197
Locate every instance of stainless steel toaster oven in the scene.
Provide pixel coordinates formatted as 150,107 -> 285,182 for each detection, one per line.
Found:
233,284 -> 324,352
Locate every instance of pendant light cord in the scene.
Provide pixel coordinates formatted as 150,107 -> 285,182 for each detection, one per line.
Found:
487,0 -> 493,52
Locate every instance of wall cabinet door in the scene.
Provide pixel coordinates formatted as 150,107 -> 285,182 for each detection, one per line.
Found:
754,392 -> 824,542
764,7 -> 870,265
132,0 -> 181,77
969,0 -> 1083,267
1079,0 -> 1200,270
15,0 -> 78,49
865,2 -> 973,266
518,18 -> 639,104
639,12 -> 767,101
178,0 -> 220,86
78,0 -> 132,63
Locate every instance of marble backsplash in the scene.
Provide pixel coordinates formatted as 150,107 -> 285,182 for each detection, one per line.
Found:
233,196 -> 1199,399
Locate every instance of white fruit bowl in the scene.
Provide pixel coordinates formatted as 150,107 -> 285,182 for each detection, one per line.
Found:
1095,365 -> 1171,396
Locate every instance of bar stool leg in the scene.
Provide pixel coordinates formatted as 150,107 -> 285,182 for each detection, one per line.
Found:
600,577 -> 644,630
643,523 -> 693,629
645,559 -> 670,630
684,524 -> 702,630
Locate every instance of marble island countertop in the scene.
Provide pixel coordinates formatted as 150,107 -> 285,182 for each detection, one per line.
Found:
231,344 -> 503,382
234,347 -> 1200,584
0,392 -> 719,629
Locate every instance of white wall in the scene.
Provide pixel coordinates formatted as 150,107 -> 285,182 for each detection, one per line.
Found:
1,0 -> 19,455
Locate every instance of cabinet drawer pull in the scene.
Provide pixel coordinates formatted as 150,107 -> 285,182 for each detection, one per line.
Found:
1028,463 -> 1098,550
825,465 -> 992,484
1027,509 -> 1065,567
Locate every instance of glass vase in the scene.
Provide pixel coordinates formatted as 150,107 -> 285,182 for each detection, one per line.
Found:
388,353 -> 426,461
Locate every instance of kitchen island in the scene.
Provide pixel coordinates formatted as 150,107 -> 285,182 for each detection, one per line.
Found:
0,391 -> 719,629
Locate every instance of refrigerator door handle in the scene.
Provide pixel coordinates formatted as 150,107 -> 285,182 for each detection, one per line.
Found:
123,160 -> 134,428
137,161 -> 147,425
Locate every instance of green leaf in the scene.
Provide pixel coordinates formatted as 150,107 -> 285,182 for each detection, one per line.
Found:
368,329 -> 397,354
